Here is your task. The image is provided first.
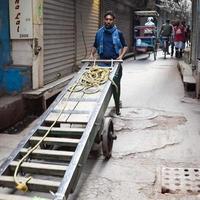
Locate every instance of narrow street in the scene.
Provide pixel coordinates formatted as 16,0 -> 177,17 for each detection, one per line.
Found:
0,0 -> 198,199
1,52 -> 200,200
69,52 -> 200,200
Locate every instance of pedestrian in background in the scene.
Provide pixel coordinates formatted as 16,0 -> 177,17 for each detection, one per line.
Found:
174,21 -> 185,58
159,19 -> 173,55
186,25 -> 191,47
170,20 -> 177,57
89,10 -> 128,115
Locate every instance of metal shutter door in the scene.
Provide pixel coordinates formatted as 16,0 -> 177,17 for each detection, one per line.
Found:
75,0 -> 100,65
43,0 -> 75,84
116,5 -> 132,50
102,1 -> 132,50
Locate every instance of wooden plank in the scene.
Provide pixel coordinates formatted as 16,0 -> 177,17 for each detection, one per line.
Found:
20,148 -> 74,162
67,114 -> 90,124
0,194 -> 50,200
10,161 -> 67,177
60,123 -> 86,128
0,176 -> 60,192
45,112 -> 70,122
74,102 -> 96,111
30,136 -> 79,147
67,97 -> 98,102
36,126 -> 84,138
53,101 -> 96,114
45,113 -> 90,124
53,110 -> 90,115
53,101 -> 77,112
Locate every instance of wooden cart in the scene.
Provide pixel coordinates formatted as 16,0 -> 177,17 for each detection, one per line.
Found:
0,60 -> 122,200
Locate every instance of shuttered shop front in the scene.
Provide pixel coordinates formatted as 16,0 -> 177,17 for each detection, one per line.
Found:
75,0 -> 100,65
43,0 -> 75,84
102,1 -> 132,50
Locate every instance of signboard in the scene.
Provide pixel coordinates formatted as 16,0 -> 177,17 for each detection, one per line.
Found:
9,0 -> 33,39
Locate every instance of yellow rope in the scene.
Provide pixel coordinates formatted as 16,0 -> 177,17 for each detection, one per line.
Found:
13,64 -> 115,192
68,65 -> 118,93
13,81 -> 79,192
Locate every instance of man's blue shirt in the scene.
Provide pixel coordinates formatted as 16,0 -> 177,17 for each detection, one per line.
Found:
94,29 -> 127,59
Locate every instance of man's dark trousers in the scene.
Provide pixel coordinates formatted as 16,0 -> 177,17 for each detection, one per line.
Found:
112,63 -> 122,115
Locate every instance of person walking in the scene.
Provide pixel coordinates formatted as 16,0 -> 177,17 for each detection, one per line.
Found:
174,21 -> 186,58
159,19 -> 173,55
170,20 -> 177,57
89,11 -> 128,115
185,25 -> 191,47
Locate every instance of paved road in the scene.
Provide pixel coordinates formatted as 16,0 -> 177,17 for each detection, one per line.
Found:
70,52 -> 200,200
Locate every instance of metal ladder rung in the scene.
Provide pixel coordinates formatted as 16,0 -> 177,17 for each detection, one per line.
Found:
52,109 -> 90,115
0,194 -> 50,200
0,176 -> 60,192
20,148 -> 74,162
67,114 -> 90,124
30,136 -> 80,146
10,161 -> 67,177
45,113 -> 89,124
67,97 -> 98,102
37,126 -> 84,138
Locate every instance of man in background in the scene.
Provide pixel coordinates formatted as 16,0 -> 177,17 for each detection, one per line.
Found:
160,19 -> 173,55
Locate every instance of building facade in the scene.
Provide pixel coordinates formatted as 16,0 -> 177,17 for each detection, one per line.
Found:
191,0 -> 200,97
0,0 -> 155,97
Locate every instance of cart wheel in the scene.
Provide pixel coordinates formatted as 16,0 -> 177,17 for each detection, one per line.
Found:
90,119 -> 104,158
102,118 -> 117,160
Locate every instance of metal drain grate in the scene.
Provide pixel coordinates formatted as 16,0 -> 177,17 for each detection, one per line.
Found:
161,167 -> 200,194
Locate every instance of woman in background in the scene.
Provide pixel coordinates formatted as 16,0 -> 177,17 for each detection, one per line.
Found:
174,21 -> 186,58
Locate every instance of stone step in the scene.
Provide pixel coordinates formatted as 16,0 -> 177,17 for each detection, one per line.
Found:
178,61 -> 196,84
0,95 -> 25,131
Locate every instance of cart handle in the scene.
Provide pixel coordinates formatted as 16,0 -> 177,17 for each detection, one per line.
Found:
81,59 -> 123,63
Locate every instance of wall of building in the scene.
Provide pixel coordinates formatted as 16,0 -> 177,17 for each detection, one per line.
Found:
8,0 -> 41,91
12,40 -> 33,66
102,0 -> 133,50
75,0 -> 100,66
0,0 -> 11,95
4,0 -> 157,94
191,0 -> 200,97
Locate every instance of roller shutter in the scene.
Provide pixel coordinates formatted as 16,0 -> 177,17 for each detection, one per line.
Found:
43,0 -> 75,84
75,0 -> 100,65
102,1 -> 133,50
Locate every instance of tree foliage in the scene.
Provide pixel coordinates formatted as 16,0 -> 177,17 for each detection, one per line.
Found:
157,0 -> 191,21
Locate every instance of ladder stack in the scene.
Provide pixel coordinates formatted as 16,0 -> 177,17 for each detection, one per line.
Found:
0,60 -> 122,200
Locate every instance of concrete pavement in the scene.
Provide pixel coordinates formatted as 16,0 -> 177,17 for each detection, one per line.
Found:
69,52 -> 200,199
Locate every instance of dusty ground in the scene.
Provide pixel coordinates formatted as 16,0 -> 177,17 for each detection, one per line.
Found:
69,53 -> 200,200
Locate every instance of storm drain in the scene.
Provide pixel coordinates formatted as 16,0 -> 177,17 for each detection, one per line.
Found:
161,167 -> 200,195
